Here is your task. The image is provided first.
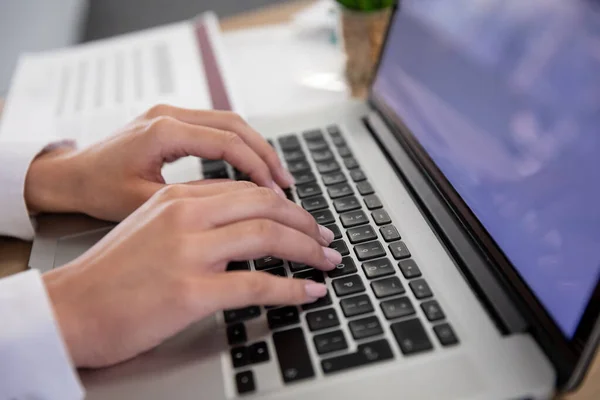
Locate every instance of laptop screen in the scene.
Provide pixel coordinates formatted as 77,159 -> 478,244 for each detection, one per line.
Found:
372,0 -> 600,338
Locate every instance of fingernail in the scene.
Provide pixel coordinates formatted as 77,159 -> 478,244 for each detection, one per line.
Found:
282,169 -> 295,186
318,225 -> 335,244
323,247 -> 342,266
305,282 -> 328,298
271,181 -> 286,198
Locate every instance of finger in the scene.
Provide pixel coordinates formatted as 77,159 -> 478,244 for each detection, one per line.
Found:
194,187 -> 334,246
148,116 -> 283,196
199,219 -> 342,271
200,272 -> 328,312
145,105 -> 293,188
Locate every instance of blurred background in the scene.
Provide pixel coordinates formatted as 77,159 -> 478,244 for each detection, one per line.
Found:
0,0 -> 291,95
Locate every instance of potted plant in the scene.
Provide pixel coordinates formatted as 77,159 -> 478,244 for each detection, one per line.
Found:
337,0 -> 396,97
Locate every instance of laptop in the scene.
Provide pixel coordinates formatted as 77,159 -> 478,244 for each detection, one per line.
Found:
29,0 -> 600,398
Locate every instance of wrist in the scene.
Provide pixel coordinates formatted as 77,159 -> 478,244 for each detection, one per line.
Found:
24,147 -> 85,215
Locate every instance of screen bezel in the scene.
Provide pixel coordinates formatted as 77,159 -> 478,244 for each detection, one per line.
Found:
367,1 -> 600,387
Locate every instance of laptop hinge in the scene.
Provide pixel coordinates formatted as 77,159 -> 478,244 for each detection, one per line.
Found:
364,112 -> 528,335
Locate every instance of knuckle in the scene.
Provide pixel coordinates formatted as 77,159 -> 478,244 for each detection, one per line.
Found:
250,219 -> 276,245
234,180 -> 257,190
252,187 -> 280,205
244,273 -> 268,300
147,115 -> 176,135
221,130 -> 244,147
144,104 -> 171,119
157,184 -> 188,202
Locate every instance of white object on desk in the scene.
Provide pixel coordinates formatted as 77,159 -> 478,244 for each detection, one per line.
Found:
0,12 -> 240,184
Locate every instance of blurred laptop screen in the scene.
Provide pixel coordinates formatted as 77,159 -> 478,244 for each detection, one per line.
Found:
372,0 -> 600,337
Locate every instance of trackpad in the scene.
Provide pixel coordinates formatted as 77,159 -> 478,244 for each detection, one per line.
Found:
54,227 -> 113,268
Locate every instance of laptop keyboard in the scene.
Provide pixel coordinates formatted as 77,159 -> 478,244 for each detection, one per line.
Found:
201,125 -> 459,396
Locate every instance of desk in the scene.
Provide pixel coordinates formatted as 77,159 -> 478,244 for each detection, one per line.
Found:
0,2 -> 597,399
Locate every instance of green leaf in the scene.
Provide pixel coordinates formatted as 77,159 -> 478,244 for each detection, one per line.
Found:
336,0 -> 395,11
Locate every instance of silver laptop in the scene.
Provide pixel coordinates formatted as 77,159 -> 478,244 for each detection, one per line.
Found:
29,0 -> 600,399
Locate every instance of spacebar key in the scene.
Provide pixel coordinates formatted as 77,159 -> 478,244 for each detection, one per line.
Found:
273,327 -> 315,383
321,339 -> 393,374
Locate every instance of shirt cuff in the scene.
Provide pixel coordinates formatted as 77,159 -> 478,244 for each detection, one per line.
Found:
0,139 -> 75,240
0,270 -> 84,399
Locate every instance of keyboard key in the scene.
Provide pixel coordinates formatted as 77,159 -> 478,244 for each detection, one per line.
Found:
337,146 -> 352,158
265,266 -> 287,277
224,306 -> 261,324
354,240 -> 386,261
329,240 -> 349,256
343,156 -> 360,170
301,195 -> 328,212
268,306 -> 300,330
293,268 -> 325,283
398,259 -> 421,279
234,169 -> 252,182
312,149 -> 334,163
421,300 -> 445,321
362,258 -> 395,279
288,160 -> 311,174
202,160 -> 229,179
316,160 -> 340,174
371,277 -> 405,299
254,256 -> 283,270
380,225 -> 401,242
278,134 -> 301,151
311,209 -> 335,225
289,262 -> 310,272
314,330 -> 348,355
350,169 -> 366,182
356,180 -> 374,195
346,224 -> 377,244
372,209 -> 391,225
434,323 -> 459,347
389,241 -> 411,260
381,297 -> 416,320
297,182 -> 322,198
292,170 -> 316,185
340,210 -> 368,228
349,316 -> 383,340
283,149 -> 306,162
231,346 -> 249,368
332,275 -> 365,297
249,341 -> 270,364
391,319 -> 433,355
325,223 -> 342,239
340,294 -> 373,317
363,194 -> 382,210
332,136 -> 346,147
302,292 -> 333,311
273,328 -> 315,383
328,256 -> 357,278
322,171 -> 347,186
227,323 -> 247,345
307,140 -> 330,151
235,370 -> 255,395
284,188 -> 294,202
409,279 -> 433,299
333,196 -> 361,213
321,339 -> 393,374
327,183 -> 354,199
303,129 -> 324,142
306,308 -> 340,331
227,261 -> 250,271
327,125 -> 341,136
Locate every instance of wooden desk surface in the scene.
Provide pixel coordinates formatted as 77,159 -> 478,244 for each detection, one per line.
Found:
0,2 -> 597,398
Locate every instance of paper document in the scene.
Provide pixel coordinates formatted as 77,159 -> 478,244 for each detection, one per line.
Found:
0,12 -> 240,183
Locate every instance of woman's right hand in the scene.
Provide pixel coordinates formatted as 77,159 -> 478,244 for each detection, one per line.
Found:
42,181 -> 340,368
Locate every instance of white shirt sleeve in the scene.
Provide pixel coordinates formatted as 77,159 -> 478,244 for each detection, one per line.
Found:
0,139 -> 75,240
0,269 -> 84,399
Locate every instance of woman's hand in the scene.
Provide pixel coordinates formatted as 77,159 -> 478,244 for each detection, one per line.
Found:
43,182 -> 339,368
24,105 -> 294,221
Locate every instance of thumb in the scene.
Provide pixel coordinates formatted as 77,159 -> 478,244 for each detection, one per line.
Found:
206,271 -> 328,311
